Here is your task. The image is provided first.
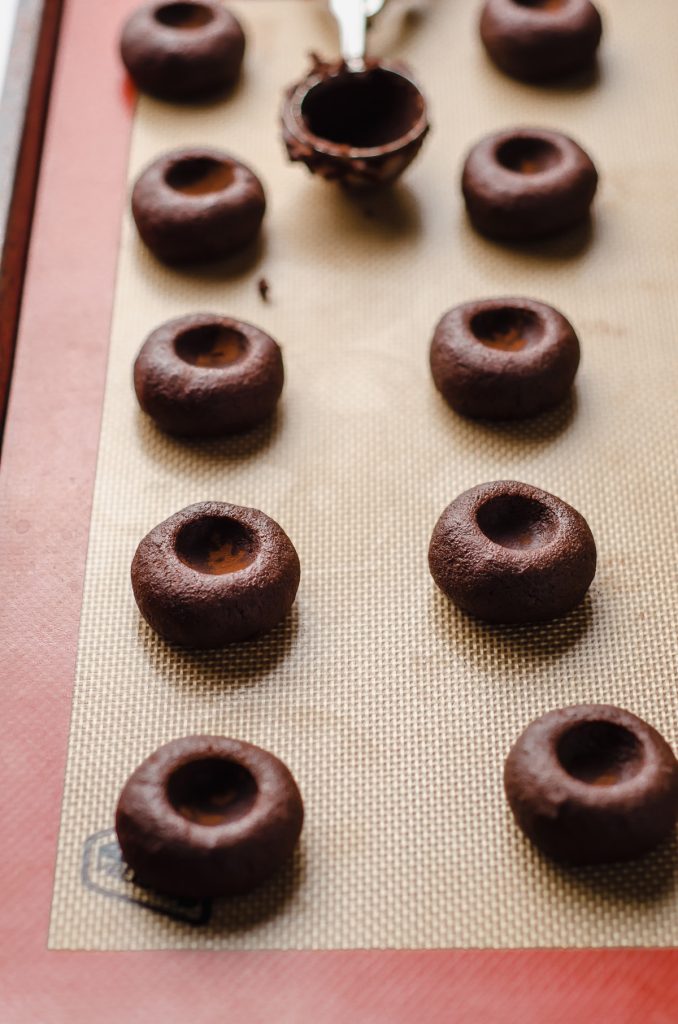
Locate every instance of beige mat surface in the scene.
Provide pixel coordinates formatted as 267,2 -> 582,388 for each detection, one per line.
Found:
49,0 -> 678,949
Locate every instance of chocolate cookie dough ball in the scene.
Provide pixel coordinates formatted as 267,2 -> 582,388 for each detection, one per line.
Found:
131,147 -> 266,264
505,706 -> 678,864
462,128 -> 598,241
116,736 -> 304,898
430,297 -> 580,420
429,481 -> 596,623
131,502 -> 300,647
120,1 -> 245,101
282,59 -> 430,189
134,314 -> 284,437
480,0 -> 602,83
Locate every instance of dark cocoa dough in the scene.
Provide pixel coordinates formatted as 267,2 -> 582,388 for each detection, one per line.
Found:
428,480 -> 596,623
131,147 -> 266,264
461,128 -> 598,241
120,1 -> 245,101
134,313 -> 284,437
116,735 -> 304,898
430,297 -> 580,420
281,58 -> 430,189
480,0 -> 602,83
504,705 -> 678,864
131,501 -> 300,647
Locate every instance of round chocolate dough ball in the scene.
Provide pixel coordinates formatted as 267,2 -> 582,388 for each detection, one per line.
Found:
134,313 -> 284,437
116,735 -> 304,898
430,297 -> 580,420
428,480 -> 596,623
131,147 -> 266,264
462,128 -> 598,241
480,0 -> 602,83
505,705 -> 678,864
120,1 -> 245,101
281,59 -> 430,189
131,501 -> 300,647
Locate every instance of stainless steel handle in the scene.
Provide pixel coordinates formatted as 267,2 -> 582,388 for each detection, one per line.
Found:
328,0 -> 386,70
329,0 -> 367,69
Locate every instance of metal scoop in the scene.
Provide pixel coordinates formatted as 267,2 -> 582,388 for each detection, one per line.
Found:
282,0 -> 429,188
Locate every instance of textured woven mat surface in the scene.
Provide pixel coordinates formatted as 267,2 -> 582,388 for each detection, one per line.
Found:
49,0 -> 678,949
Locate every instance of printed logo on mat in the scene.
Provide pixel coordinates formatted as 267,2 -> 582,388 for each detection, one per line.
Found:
81,829 -> 212,926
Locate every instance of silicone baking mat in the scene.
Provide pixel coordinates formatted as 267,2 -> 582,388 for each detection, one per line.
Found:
48,0 -> 678,950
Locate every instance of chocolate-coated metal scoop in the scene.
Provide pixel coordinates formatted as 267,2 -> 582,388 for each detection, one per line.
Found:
281,0 -> 430,189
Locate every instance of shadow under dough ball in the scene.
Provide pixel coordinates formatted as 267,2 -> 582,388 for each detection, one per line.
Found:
480,0 -> 602,83
428,481 -> 596,624
131,501 -> 300,647
505,705 -> 678,864
281,58 -> 430,189
131,147 -> 266,264
462,128 -> 598,241
430,297 -> 580,420
120,0 -> 245,101
116,736 -> 304,898
134,314 -> 284,437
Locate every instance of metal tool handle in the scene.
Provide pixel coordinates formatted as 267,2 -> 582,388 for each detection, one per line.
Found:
329,0 -> 386,70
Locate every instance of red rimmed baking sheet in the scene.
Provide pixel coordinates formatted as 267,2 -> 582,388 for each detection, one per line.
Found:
1,0 -> 678,1018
